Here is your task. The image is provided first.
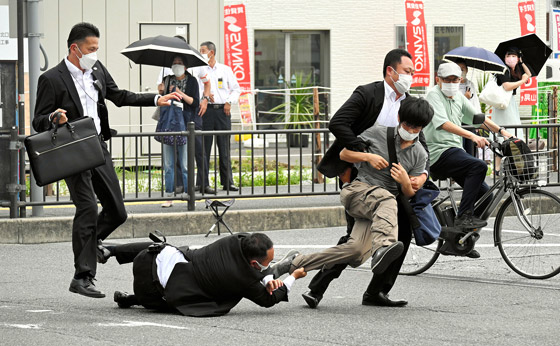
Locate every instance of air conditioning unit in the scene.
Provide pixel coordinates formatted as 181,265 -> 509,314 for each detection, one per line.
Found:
544,59 -> 560,81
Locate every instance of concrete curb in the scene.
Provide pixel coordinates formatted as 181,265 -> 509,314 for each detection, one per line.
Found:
0,206 -> 347,244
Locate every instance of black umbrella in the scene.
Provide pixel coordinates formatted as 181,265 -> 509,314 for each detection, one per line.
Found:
494,33 -> 552,75
120,35 -> 207,68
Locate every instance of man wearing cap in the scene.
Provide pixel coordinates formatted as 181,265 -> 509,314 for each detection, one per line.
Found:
424,62 -> 512,255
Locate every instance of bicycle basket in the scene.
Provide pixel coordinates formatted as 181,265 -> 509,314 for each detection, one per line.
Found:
502,150 -> 554,184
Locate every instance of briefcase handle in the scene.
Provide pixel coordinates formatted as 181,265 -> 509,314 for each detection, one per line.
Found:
51,112 -> 77,145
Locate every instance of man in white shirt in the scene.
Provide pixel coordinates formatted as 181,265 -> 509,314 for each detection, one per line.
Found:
197,41 -> 242,192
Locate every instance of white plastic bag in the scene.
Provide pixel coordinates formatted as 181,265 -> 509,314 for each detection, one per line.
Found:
479,77 -> 513,110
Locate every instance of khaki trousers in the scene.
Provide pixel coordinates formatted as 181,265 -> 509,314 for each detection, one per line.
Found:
291,180 -> 398,272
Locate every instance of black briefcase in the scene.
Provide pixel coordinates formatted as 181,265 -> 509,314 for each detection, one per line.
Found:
24,117 -> 106,186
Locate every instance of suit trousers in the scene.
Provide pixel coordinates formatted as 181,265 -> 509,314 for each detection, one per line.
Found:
64,141 -> 127,278
202,107 -> 234,188
307,197 -> 412,297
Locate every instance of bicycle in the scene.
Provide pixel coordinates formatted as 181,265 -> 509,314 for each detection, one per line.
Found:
400,141 -> 560,279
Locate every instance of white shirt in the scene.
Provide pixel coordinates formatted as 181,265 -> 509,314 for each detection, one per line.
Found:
64,58 -> 101,133
375,81 -> 406,127
261,274 -> 296,292
156,246 -> 188,288
190,62 -> 241,105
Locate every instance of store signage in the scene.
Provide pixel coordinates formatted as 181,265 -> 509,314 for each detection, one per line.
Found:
224,4 -> 251,94
405,0 -> 430,87
518,0 -> 537,106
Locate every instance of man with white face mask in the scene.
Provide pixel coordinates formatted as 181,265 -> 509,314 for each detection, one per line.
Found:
424,63 -> 512,250
33,22 -> 181,299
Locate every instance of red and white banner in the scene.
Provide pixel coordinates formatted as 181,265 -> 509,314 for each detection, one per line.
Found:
224,4 -> 252,96
405,0 -> 430,87
518,0 -> 537,105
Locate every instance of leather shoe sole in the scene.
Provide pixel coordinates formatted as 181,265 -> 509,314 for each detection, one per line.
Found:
69,278 -> 105,298
362,292 -> 407,307
302,291 -> 322,309
114,291 -> 133,308
371,242 -> 404,275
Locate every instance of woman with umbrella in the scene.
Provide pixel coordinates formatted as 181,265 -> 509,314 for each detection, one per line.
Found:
493,46 -> 532,174
157,55 -> 200,207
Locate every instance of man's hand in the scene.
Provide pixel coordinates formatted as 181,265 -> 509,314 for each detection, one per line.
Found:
224,102 -> 231,116
265,279 -> 284,295
198,98 -> 208,116
51,109 -> 68,124
157,92 -> 182,106
410,173 -> 427,192
470,133 -> 490,148
292,267 -> 307,280
366,153 -> 389,170
390,163 -> 410,186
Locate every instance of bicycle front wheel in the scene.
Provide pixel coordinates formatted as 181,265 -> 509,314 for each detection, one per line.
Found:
495,188 -> 560,279
400,238 -> 442,275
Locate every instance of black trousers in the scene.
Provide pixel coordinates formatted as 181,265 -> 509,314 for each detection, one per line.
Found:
64,141 -> 127,278
308,196 -> 412,298
202,106 -> 234,188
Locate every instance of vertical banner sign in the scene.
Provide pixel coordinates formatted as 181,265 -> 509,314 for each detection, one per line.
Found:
518,0 -> 537,106
405,0 -> 430,87
554,8 -> 560,57
224,4 -> 253,125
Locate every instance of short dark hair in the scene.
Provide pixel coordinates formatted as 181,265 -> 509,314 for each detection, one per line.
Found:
383,49 -> 412,77
399,96 -> 434,128
200,41 -> 216,55
67,22 -> 100,49
172,54 -> 187,66
241,233 -> 273,263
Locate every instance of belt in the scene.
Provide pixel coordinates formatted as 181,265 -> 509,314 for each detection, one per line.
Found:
209,104 -> 225,109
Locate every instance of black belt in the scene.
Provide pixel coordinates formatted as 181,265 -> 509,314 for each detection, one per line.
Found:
209,104 -> 225,109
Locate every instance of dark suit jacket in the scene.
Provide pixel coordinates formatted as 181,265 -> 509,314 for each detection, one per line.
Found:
33,59 -> 157,140
164,234 -> 288,317
318,81 -> 429,178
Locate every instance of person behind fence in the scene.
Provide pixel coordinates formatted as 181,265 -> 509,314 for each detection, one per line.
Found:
32,22 -> 181,299
197,41 -> 241,192
98,233 -> 306,317
424,62 -> 513,255
303,48 -> 431,309
156,56 -> 199,208
456,58 -> 481,157
272,97 -> 432,303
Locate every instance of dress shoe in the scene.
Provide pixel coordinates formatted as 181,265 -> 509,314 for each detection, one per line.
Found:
362,292 -> 408,307
69,276 -> 105,298
269,249 -> 300,278
222,185 -> 239,191
97,240 -> 111,264
302,290 -> 323,309
455,211 -> 487,229
114,291 -> 134,308
201,186 -> 216,194
465,249 -> 481,258
370,241 -> 404,275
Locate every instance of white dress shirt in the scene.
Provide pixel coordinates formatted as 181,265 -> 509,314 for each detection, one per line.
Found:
375,80 -> 406,127
64,58 -> 101,134
191,62 -> 241,105
156,246 -> 188,289
261,274 -> 296,292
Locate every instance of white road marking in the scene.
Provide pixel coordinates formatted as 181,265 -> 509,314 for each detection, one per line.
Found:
98,320 -> 192,330
1,323 -> 41,329
26,310 -> 52,313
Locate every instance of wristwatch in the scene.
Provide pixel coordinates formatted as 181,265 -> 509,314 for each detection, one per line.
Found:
201,96 -> 210,101
498,126 -> 505,135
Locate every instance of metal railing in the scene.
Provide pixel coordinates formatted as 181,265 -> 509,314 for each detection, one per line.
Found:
3,122 -> 560,218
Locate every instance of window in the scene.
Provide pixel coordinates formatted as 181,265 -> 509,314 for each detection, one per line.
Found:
434,26 -> 464,73
254,30 -> 330,128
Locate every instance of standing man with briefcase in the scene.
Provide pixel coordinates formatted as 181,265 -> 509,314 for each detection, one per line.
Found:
32,22 -> 180,299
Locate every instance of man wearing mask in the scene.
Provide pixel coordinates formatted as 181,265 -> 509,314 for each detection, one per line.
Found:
424,63 -> 512,250
33,22 -> 181,298
196,41 -> 241,192
304,49 -> 430,309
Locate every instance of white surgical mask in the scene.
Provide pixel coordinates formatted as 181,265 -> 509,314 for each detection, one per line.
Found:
398,125 -> 419,141
390,67 -> 413,94
75,46 -> 98,70
200,53 -> 209,62
441,82 -> 460,97
171,64 -> 185,77
255,261 -> 270,272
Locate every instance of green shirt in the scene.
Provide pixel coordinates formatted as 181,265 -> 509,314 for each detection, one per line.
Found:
424,85 -> 478,165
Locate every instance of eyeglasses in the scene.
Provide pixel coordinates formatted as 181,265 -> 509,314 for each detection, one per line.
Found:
441,76 -> 461,83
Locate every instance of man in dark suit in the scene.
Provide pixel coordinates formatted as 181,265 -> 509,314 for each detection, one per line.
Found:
304,49 -> 430,308
104,233 -> 306,317
32,22 -> 180,299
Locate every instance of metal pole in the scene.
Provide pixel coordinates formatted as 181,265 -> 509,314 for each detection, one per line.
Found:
27,0 -> 44,216
187,121 -> 196,211
9,127 -> 24,219
17,0 -> 26,217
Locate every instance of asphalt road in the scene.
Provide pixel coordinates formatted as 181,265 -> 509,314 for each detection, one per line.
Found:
1,225 -> 559,346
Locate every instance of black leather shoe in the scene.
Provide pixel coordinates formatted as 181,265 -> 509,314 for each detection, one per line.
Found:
97,240 -> 111,264
302,290 -> 323,309
202,186 -> 216,194
269,249 -> 300,278
370,241 -> 404,275
223,185 -> 239,191
465,249 -> 481,258
69,277 -> 105,298
114,291 -> 134,308
362,292 -> 407,307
